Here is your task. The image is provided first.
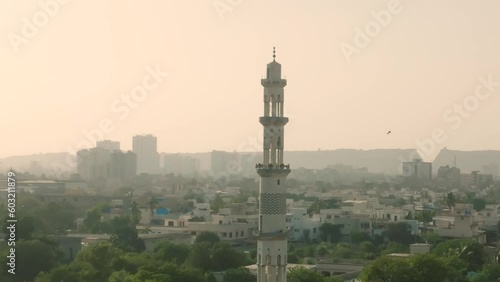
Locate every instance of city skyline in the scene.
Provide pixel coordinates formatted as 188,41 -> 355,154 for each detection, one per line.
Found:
2,1 -> 500,161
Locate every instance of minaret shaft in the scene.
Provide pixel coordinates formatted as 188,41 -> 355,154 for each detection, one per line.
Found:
256,48 -> 290,282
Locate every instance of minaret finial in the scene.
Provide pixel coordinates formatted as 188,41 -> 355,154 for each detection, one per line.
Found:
273,47 -> 276,61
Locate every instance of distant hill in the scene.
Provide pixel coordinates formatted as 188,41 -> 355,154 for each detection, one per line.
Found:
285,149 -> 420,174
0,153 -> 73,175
198,149 -> 421,174
3,148 -> 499,177
433,148 -> 500,175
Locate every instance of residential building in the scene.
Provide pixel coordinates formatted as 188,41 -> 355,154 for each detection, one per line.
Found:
109,150 -> 137,180
402,159 -> 432,180
133,134 -> 160,174
96,140 -> 120,151
76,147 -> 111,182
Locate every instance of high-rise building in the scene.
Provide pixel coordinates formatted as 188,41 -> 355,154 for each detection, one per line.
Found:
211,150 -> 239,174
132,134 -> 160,174
76,147 -> 111,181
254,48 -> 290,282
402,159 -> 432,180
164,154 -> 200,176
437,165 -> 460,186
110,150 -> 137,179
96,140 -> 120,151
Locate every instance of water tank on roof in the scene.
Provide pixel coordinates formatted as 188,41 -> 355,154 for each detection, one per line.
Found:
156,208 -> 169,215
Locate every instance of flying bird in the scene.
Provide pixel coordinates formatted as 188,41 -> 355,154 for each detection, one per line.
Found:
387,131 -> 392,135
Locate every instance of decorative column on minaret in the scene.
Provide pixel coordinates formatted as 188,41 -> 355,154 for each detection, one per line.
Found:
255,47 -> 291,282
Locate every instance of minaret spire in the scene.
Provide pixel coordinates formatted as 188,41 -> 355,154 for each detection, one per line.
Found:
255,49 -> 290,282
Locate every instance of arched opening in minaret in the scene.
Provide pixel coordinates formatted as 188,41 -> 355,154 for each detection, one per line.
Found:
277,95 -> 281,117
277,255 -> 282,265
264,95 -> 270,116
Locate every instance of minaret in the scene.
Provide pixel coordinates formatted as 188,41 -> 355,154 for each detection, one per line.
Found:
255,47 -> 291,282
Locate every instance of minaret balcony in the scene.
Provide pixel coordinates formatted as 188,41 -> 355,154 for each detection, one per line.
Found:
252,227 -> 292,240
255,163 -> 291,176
261,79 -> 287,87
259,116 -> 289,126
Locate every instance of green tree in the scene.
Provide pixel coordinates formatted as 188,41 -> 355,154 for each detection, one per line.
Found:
359,241 -> 377,254
472,198 -> 486,212
315,242 -> 331,257
186,242 -> 212,271
472,263 -> 500,282
108,270 -> 140,282
318,223 -> 342,243
433,239 -> 484,272
189,216 -> 206,222
211,242 -> 248,271
381,242 -> 408,255
110,227 -> 145,253
129,201 -> 142,226
36,260 -> 99,282
195,231 -> 220,246
351,230 -> 371,244
421,232 -> 445,247
410,254 -> 464,282
415,210 -> 434,225
210,194 -> 225,213
73,241 -> 126,281
223,267 -> 256,282
288,266 -> 325,282
148,196 -> 158,218
2,215 -> 35,240
445,192 -> 456,210
1,239 -> 63,282
82,207 -> 104,233
360,256 -> 416,282
154,241 -> 190,265
383,222 -> 414,245
37,201 -> 77,234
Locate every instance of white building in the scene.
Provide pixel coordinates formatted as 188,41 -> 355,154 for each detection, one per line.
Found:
254,49 -> 290,282
286,208 -> 321,241
432,213 -> 486,244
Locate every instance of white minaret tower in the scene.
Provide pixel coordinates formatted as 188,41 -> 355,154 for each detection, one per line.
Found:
255,47 -> 291,282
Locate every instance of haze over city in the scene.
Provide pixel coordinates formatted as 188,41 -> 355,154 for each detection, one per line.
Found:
2,0 -> 500,160
4,1 -> 500,282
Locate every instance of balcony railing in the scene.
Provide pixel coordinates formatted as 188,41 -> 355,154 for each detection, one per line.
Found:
255,163 -> 290,170
252,227 -> 292,240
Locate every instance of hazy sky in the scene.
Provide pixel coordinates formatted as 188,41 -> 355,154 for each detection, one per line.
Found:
1,0 -> 500,161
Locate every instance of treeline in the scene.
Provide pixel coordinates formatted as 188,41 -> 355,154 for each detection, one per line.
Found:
360,238 -> 500,282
